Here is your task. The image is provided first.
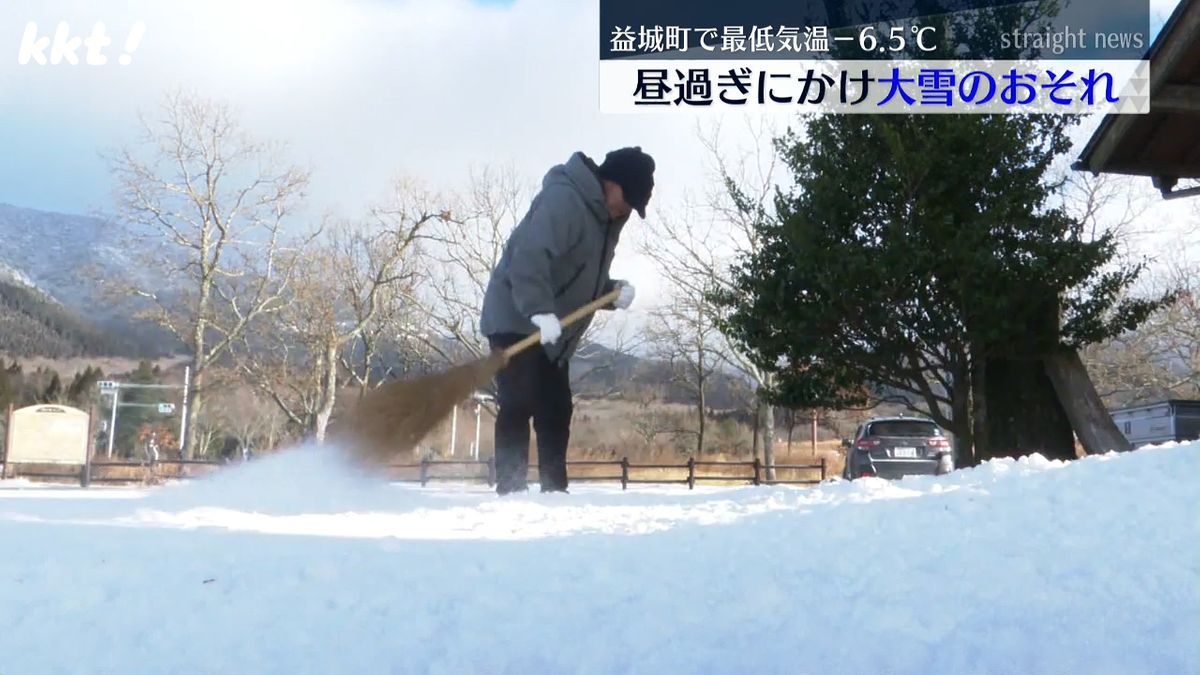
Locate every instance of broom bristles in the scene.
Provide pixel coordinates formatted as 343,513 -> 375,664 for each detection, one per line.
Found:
331,350 -> 508,471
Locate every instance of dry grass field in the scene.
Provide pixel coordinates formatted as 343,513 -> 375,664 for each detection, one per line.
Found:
7,355 -> 189,379
408,397 -> 850,486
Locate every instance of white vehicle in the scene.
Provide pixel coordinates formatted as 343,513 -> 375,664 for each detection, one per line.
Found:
1109,400 -> 1200,448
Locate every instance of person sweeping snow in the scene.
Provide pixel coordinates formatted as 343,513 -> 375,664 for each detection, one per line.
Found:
479,147 -> 655,495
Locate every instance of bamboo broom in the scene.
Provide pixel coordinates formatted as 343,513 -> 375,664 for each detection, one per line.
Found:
332,288 -> 621,471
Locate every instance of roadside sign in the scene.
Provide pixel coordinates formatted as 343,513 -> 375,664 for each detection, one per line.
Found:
158,403 -> 176,414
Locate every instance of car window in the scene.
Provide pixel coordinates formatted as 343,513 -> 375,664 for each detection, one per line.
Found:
867,420 -> 940,437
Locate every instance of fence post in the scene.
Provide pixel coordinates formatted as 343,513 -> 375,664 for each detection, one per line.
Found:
820,456 -> 827,481
419,458 -> 429,487
620,457 -> 629,491
687,457 -> 695,490
2,403 -> 12,480
752,457 -> 761,486
486,456 -> 496,487
86,403 -> 99,487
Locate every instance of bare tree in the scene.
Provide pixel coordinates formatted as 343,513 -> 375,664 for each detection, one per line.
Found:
642,276 -> 722,455
237,182 -> 443,442
107,90 -> 311,458
639,119 -> 783,476
338,258 -> 426,400
620,386 -> 673,454
209,385 -> 290,454
335,177 -> 440,399
782,407 -> 801,454
417,165 -> 529,364
570,312 -> 645,402
1060,171 -> 1153,247
1089,220 -> 1200,404
1075,178 -> 1188,407
190,405 -> 224,461
1082,334 -> 1179,406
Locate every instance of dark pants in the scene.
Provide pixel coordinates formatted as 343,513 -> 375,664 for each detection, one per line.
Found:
488,333 -> 573,494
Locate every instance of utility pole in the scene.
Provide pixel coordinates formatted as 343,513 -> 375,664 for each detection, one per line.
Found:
469,391 -> 494,461
472,401 -> 483,460
97,378 -> 184,460
811,410 -> 819,455
105,385 -> 119,458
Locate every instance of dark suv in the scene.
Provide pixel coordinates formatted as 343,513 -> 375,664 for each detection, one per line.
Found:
841,416 -> 954,480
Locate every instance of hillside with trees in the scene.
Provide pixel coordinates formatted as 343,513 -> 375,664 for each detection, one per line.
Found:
0,277 -> 127,358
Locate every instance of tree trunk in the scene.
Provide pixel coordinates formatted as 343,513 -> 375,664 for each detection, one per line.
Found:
762,403 -> 776,481
313,341 -> 339,444
696,348 -> 706,455
952,421 -> 973,468
978,355 -> 1075,462
196,422 -> 218,461
184,370 -> 204,460
358,334 -> 374,401
751,398 -> 761,459
969,344 -> 988,467
975,296 -> 1075,463
950,357 -> 974,466
187,220 -> 211,461
1044,349 -> 1132,454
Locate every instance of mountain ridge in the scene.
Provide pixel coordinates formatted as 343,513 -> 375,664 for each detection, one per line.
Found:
0,202 -> 756,407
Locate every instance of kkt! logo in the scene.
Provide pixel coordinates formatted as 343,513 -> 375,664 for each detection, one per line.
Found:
17,22 -> 145,65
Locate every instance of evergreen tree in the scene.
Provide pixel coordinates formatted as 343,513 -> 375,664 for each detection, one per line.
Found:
0,366 -> 11,411
41,372 -> 64,404
67,366 -> 104,408
714,113 -> 1168,464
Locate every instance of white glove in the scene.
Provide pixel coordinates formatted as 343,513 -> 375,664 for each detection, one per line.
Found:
530,313 -> 562,345
614,281 -> 636,310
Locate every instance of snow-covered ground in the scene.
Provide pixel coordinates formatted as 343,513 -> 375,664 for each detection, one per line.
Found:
0,443 -> 1196,675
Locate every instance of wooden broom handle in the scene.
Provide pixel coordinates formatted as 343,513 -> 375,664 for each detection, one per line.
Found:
502,288 -> 622,359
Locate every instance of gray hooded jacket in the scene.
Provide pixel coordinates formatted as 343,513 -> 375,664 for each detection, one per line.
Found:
479,152 -> 627,364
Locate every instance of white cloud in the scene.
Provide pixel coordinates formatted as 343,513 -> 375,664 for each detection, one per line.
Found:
0,0 -> 1190,344
0,0 -> 796,311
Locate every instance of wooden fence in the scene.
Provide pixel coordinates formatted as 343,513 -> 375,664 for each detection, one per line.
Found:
1,457 -> 224,487
2,455 -> 826,490
389,456 -> 828,490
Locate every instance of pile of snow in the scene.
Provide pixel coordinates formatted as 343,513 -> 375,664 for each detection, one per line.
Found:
0,442 -> 1196,674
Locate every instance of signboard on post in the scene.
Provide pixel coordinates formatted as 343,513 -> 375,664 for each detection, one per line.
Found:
6,405 -> 90,465
158,403 -> 176,414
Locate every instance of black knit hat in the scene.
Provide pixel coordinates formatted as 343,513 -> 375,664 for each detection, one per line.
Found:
597,146 -> 655,218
